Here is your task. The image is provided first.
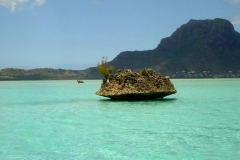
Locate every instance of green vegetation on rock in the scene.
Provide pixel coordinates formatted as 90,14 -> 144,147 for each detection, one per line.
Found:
97,56 -> 114,82
139,68 -> 146,76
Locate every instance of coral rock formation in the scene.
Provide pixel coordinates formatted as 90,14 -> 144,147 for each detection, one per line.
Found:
96,68 -> 177,100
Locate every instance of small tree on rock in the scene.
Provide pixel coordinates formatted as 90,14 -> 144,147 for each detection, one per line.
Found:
97,56 -> 114,82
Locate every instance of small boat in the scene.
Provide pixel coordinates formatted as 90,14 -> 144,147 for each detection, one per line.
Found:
77,80 -> 84,83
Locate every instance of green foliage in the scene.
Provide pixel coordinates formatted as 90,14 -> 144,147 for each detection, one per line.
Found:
139,68 -> 146,76
120,76 -> 125,83
97,56 -> 114,81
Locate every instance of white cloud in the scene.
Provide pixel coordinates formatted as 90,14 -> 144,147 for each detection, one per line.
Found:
224,0 -> 240,4
0,0 -> 29,12
0,0 -> 45,12
230,15 -> 240,24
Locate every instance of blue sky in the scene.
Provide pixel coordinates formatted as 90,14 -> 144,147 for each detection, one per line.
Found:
1,0 -> 240,70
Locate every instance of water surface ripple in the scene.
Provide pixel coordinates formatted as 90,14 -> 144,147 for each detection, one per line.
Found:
0,79 -> 240,159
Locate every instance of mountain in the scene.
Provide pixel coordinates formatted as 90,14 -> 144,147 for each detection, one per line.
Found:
1,18 -> 240,80
83,18 -> 240,78
106,18 -> 240,77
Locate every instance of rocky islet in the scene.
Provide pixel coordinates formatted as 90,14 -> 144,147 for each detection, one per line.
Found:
96,68 -> 177,100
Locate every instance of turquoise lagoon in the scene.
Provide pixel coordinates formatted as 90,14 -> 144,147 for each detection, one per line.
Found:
0,79 -> 240,159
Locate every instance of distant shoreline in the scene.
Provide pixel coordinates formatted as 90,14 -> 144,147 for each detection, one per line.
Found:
1,68 -> 240,81
1,78 -> 239,81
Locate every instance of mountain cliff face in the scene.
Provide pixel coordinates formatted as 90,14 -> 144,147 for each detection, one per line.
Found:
108,18 -> 240,76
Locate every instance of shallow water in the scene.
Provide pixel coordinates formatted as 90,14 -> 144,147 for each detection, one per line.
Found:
0,79 -> 240,159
